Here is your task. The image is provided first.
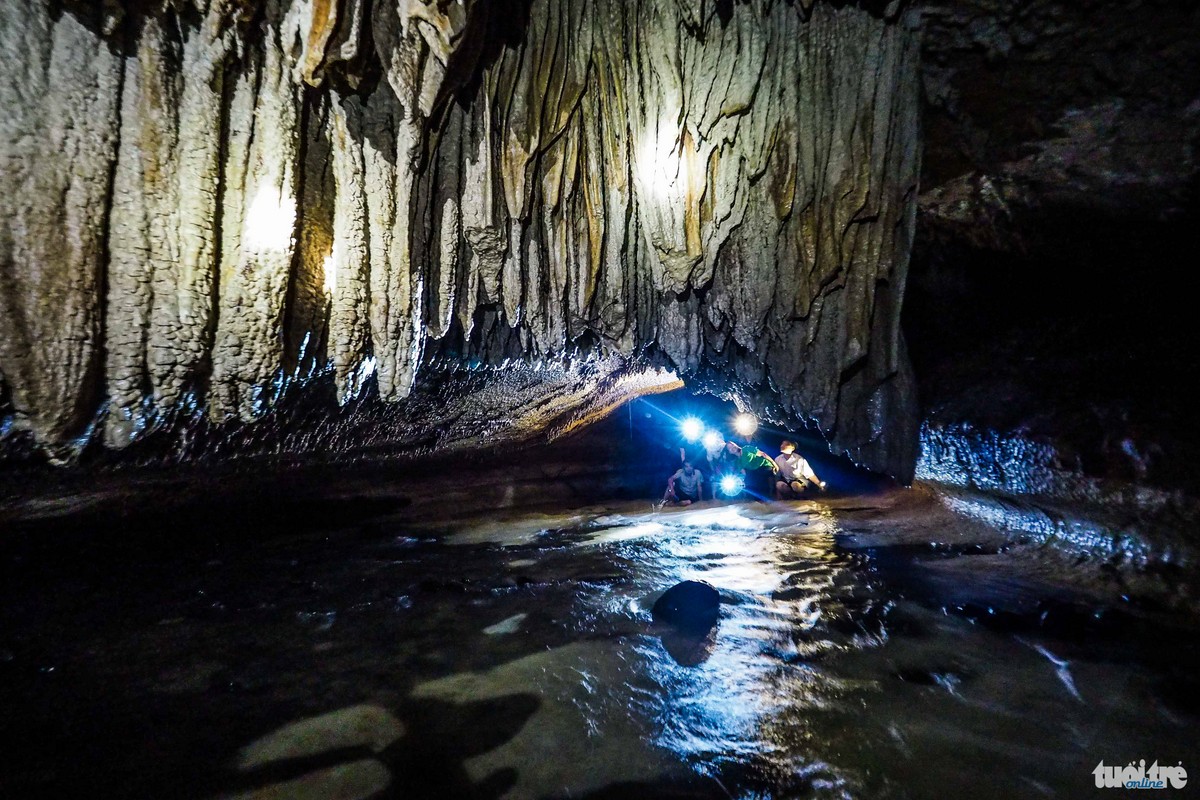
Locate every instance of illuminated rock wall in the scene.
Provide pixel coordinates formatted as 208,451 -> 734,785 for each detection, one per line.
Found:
0,0 -> 921,478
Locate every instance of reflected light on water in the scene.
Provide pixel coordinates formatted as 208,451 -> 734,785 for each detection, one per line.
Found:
676,506 -> 761,532
608,504 -> 860,786
584,521 -> 666,545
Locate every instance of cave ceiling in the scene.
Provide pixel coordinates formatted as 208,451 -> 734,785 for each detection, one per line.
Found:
916,0 -> 1200,252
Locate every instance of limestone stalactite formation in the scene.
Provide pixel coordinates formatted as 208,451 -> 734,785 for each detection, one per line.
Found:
0,0 -> 922,479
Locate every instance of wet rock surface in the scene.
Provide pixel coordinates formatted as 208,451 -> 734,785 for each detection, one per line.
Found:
651,580 -> 720,634
901,1 -> 1200,526
2,481 -> 1198,799
904,206 -> 1200,559
0,356 -> 681,475
237,704 -> 404,770
224,759 -> 392,800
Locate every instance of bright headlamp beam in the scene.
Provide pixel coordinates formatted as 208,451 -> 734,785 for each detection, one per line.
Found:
703,431 -> 724,449
681,417 -> 704,442
733,413 -> 758,437
719,475 -> 744,496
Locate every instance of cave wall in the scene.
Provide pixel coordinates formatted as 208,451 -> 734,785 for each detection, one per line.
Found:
905,0 -> 1200,500
0,0 -> 922,479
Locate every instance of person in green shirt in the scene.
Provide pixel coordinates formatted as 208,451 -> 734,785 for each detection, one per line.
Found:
726,441 -> 779,473
724,441 -> 779,499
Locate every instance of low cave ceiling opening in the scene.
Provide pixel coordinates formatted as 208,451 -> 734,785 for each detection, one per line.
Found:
622,384 -> 888,496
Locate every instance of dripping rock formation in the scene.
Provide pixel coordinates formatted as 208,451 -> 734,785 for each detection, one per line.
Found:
1,0 -> 922,479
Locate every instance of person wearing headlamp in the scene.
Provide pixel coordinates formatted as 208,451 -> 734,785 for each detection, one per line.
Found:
723,440 -> 779,499
774,440 -> 826,498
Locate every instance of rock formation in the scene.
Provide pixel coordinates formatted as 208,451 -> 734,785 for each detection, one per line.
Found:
907,0 -> 1200,507
1,0 -> 922,479
917,0 -> 1200,254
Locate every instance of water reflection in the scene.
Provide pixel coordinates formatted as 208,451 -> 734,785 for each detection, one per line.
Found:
6,493 -> 1197,800
539,501 -> 1196,799
572,503 -> 869,792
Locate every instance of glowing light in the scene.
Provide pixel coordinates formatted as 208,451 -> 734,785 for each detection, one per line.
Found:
733,413 -> 758,437
679,506 -> 759,531
703,431 -> 724,450
322,247 -> 338,296
680,417 -> 704,442
719,474 -> 745,496
637,119 -> 687,200
244,183 -> 296,253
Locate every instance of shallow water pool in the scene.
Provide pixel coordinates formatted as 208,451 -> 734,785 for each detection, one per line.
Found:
1,494 -> 1196,799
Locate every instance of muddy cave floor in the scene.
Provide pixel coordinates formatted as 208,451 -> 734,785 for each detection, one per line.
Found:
2,475 -> 1199,799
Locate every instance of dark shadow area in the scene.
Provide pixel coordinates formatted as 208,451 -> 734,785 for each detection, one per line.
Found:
536,778 -> 724,799
906,205 -> 1200,493
657,625 -> 719,667
385,694 -> 540,799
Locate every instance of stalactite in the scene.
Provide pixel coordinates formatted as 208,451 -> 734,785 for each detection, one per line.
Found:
0,0 -> 922,479
0,0 -> 122,462
326,96 -> 373,403
104,2 -> 235,447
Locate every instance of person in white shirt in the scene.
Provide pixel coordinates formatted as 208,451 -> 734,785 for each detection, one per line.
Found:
774,440 -> 825,499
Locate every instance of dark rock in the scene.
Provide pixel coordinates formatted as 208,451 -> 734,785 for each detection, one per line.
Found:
893,667 -> 940,685
893,666 -> 968,689
651,581 -> 720,634
949,602 -> 1031,633
660,628 -> 718,668
1155,675 -> 1200,718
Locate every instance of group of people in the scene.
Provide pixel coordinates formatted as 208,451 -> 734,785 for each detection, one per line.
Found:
662,437 -> 826,506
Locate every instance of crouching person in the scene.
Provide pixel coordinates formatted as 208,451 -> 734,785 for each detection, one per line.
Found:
663,461 -> 705,506
774,441 -> 826,499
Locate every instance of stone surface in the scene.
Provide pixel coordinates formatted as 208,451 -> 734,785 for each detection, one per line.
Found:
411,640 -> 688,797
237,704 -> 405,769
651,580 -> 720,633
0,0 -> 923,479
0,0 -> 121,463
223,759 -> 391,800
916,0 -> 1200,250
483,613 -> 527,636
901,1 -> 1200,516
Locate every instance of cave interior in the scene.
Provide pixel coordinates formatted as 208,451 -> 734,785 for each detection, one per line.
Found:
2,0 -> 1199,797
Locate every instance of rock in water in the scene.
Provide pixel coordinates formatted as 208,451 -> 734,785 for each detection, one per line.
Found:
483,613 -> 528,636
651,581 -> 720,633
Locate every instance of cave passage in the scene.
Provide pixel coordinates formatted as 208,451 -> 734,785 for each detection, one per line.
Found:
4,0 -> 1200,796
2,392 -> 1198,799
